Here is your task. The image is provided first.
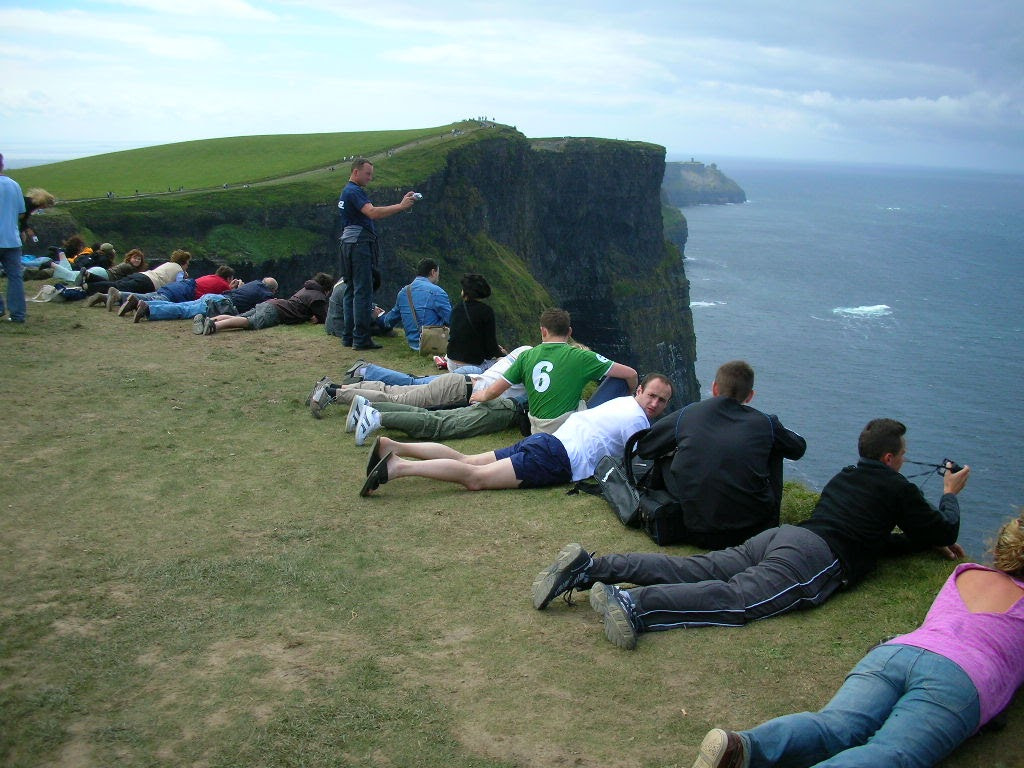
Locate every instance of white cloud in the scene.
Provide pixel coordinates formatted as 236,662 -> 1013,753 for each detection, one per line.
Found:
97,0 -> 277,20
1,0 -> 1021,170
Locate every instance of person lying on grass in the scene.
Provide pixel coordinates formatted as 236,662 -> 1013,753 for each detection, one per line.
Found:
359,374 -> 673,497
689,511 -> 1024,768
531,418 -> 969,651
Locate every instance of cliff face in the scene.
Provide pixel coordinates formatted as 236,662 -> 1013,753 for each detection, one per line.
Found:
380,135 -> 699,404
58,133 -> 700,405
662,161 -> 746,207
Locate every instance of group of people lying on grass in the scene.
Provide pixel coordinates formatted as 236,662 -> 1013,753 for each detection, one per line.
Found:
300,307 -> 1020,768
59,241 -> 333,332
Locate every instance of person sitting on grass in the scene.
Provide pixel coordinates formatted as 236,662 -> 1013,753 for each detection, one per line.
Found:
469,307 -> 638,434
359,373 -> 673,497
689,511 -> 1024,768
531,418 -> 969,651
376,258 -> 452,352
198,273 -> 333,334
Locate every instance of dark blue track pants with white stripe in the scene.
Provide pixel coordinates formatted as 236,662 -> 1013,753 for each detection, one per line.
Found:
588,525 -> 844,632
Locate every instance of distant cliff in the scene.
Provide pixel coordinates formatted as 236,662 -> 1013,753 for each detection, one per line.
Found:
662,160 -> 746,207
54,131 -> 700,405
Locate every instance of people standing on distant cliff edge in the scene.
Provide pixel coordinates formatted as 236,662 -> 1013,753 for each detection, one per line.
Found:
690,511 -> 1024,768
337,157 -> 419,351
198,273 -> 332,335
0,153 -> 27,323
533,418 -> 969,650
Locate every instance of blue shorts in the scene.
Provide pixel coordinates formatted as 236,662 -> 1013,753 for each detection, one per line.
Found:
493,433 -> 572,489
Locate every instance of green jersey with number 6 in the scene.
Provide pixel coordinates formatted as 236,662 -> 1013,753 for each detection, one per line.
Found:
500,342 -> 614,419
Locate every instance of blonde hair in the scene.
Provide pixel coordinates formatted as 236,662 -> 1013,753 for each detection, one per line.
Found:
992,512 -> 1024,577
26,188 -> 55,208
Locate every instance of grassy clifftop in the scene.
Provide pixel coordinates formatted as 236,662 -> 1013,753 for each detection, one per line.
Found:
9,123 -> 483,201
0,301 -> 1018,767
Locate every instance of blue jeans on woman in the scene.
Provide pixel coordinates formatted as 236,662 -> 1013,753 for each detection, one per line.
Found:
741,644 -> 979,767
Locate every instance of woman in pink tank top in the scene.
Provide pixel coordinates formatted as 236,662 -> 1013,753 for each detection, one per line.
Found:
690,512 -> 1024,768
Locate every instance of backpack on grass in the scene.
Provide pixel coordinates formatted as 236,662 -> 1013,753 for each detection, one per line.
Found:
569,430 -> 687,545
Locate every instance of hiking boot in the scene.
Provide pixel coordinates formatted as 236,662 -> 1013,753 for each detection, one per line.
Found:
105,287 -> 121,311
133,300 -> 149,323
309,381 -> 333,419
691,729 -> 748,768
202,317 -> 216,335
593,582 -> 639,650
305,376 -> 336,406
355,406 -> 382,446
346,395 -> 368,433
531,543 -> 593,609
118,294 -> 139,317
86,292 -> 106,307
192,314 -> 206,335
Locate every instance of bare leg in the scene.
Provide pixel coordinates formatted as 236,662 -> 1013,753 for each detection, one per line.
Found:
386,454 -> 521,491
214,316 -> 252,331
378,435 -> 497,465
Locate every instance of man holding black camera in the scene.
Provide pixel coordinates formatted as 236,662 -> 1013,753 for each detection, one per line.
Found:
533,418 -> 970,650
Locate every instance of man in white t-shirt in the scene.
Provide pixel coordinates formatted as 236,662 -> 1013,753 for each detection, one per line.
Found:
360,374 -> 673,496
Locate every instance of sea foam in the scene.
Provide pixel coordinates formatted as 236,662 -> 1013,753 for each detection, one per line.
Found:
831,304 -> 892,317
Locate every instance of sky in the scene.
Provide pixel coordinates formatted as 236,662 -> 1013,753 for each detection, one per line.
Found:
2,0 -> 1022,171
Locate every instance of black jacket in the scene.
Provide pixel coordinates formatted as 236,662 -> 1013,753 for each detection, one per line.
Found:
637,396 -> 806,542
446,300 -> 501,364
800,458 -> 960,586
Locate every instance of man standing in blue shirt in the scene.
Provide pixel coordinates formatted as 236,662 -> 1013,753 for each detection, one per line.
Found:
378,258 -> 451,351
0,153 -> 27,323
338,158 -> 418,351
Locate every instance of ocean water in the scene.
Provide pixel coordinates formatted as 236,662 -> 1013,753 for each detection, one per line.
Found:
682,159 -> 1024,557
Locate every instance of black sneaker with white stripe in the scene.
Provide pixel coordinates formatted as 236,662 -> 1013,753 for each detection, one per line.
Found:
531,543 -> 593,609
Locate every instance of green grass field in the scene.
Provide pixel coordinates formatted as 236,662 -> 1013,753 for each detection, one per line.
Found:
8,123 -> 486,201
1,291 -> 1020,767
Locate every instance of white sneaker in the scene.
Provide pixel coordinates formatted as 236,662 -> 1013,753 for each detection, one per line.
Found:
355,406 -> 382,446
345,395 -> 368,433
